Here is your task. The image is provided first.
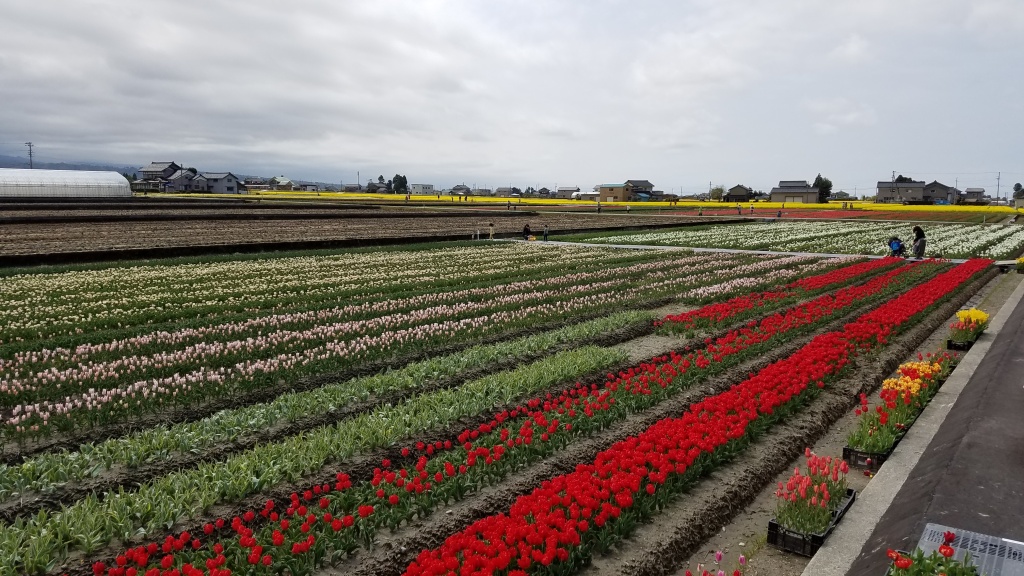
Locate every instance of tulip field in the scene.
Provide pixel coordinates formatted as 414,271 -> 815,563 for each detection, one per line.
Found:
0,240 -> 997,576
569,220 -> 1024,259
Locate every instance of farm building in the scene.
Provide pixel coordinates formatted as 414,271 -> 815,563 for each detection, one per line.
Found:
724,185 -> 753,202
0,169 -> 131,198
769,180 -> 819,204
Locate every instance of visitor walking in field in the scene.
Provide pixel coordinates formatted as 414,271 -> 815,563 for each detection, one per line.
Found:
543,224 -> 549,241
912,226 -> 926,258
522,224 -> 532,240
488,222 -> 495,240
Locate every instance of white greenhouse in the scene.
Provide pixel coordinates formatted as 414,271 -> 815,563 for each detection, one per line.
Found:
0,169 -> 131,198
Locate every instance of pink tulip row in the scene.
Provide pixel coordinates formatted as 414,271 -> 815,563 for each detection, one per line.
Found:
0,257 -> 739,401
0,245 -> 598,342
4,262 -> 765,434
0,253 -> 727,377
678,256 -> 855,300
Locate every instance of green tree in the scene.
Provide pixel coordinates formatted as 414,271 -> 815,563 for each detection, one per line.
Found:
894,174 -> 915,183
813,173 -> 833,203
710,185 -> 725,201
511,186 -> 522,195
392,174 -> 408,193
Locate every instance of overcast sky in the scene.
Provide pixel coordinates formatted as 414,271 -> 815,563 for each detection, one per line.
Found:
1,1 -> 1021,194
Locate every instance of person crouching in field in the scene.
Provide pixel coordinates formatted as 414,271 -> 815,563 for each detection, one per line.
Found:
912,226 -> 926,258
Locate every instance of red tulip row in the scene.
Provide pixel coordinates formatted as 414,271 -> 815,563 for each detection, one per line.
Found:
88,259 -> 949,576
657,257 -> 905,331
403,259 -> 990,576
786,257 -> 903,291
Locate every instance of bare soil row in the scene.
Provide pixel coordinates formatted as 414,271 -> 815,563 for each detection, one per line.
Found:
0,213 -> 711,264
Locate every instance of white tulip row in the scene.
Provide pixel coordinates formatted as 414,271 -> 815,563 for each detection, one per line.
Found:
0,244 -> 622,341
584,221 -> 1024,258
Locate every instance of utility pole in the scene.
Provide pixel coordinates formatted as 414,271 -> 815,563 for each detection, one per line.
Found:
24,142 -> 34,169
997,172 -> 1001,201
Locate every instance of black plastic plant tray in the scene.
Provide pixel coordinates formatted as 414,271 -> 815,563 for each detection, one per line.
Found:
947,339 -> 975,352
768,488 -> 857,557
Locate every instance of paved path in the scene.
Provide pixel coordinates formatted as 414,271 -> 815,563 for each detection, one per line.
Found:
803,273 -> 1024,576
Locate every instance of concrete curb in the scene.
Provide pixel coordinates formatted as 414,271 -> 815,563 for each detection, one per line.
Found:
801,273 -> 1024,576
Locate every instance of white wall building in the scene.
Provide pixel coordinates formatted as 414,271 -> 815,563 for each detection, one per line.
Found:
411,184 -> 434,195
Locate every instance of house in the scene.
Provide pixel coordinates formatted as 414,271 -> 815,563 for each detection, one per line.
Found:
472,188 -> 493,196
203,172 -> 242,194
875,180 -> 926,203
244,178 -> 270,191
410,184 -> 434,195
769,180 -> 820,204
555,186 -> 580,199
724,185 -> 753,202
167,168 -> 201,192
572,190 -> 600,201
495,187 -> 515,197
299,184 -> 320,192
597,183 -> 628,202
139,162 -> 181,181
962,188 -> 986,204
625,179 -> 655,194
268,176 -> 296,191
131,161 -> 183,192
341,183 -> 362,192
923,181 -> 960,204
451,184 -> 471,196
597,179 -> 656,202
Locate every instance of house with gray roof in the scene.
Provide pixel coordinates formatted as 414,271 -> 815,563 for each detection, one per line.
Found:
769,180 -> 820,204
963,188 -> 986,204
140,161 -> 181,181
202,172 -> 241,194
725,185 -> 753,202
875,180 -> 925,203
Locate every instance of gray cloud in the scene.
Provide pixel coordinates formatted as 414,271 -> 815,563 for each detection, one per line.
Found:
0,0 -> 1020,194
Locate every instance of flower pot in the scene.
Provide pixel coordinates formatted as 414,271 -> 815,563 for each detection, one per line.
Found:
946,339 -> 974,352
845,375 -> 946,472
767,488 -> 856,557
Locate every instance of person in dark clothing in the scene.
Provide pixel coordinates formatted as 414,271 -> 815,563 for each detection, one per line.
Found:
888,236 -> 906,257
543,224 -> 549,241
912,226 -> 926,258
523,224 -> 532,240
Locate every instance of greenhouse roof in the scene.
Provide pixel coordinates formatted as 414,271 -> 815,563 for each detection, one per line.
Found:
0,169 -> 130,187
0,169 -> 131,197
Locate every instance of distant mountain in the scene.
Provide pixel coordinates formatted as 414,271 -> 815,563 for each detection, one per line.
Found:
0,155 -> 139,176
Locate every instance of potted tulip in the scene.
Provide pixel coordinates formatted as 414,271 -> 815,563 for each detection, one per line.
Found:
885,531 -> 979,575
1017,257 -> 1024,274
946,308 -> 989,351
767,449 -> 856,557
845,353 -> 955,471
